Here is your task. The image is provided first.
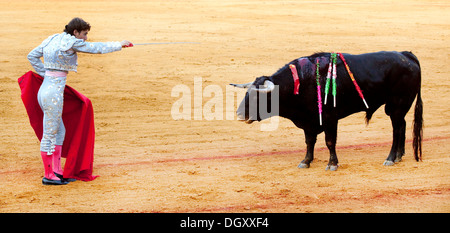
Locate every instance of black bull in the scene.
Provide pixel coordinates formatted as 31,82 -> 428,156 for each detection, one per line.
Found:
231,51 -> 423,171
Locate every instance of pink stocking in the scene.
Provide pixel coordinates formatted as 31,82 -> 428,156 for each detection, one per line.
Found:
52,145 -> 63,175
41,151 -> 60,180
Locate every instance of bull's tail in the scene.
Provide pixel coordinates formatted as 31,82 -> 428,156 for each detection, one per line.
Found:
404,52 -> 423,162
413,88 -> 423,161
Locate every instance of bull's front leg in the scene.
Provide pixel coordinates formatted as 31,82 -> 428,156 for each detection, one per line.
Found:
298,130 -> 317,168
324,121 -> 339,171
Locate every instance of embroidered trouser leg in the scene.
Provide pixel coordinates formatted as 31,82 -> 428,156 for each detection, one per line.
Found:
37,74 -> 66,155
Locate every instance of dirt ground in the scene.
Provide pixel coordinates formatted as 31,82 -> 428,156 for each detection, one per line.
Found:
0,0 -> 449,213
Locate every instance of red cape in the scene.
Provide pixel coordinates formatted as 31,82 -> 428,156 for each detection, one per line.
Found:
19,71 -> 98,181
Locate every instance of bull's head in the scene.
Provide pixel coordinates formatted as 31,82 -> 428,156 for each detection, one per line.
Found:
230,76 -> 279,124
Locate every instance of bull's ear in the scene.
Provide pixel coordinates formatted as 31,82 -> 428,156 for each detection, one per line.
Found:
230,82 -> 253,88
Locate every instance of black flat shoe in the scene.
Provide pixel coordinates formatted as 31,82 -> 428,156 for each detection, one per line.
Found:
42,177 -> 69,185
54,172 -> 77,182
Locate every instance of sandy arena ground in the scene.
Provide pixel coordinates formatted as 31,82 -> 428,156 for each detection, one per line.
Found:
0,0 -> 449,213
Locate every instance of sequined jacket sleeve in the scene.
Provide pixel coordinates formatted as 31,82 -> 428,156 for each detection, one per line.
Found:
27,34 -> 59,76
27,46 -> 45,77
27,44 -> 46,77
72,40 -> 122,54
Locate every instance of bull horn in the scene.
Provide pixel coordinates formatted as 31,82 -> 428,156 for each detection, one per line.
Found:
255,80 -> 275,93
229,82 -> 253,89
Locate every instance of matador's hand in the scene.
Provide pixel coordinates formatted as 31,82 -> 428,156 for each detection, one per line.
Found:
121,40 -> 133,48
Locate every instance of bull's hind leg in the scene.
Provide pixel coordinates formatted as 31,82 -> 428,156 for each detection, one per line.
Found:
395,120 -> 406,162
384,110 -> 407,166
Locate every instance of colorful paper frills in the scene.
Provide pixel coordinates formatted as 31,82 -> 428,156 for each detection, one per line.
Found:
331,53 -> 337,107
324,53 -> 338,107
316,58 -> 323,125
337,53 -> 369,109
289,64 -> 300,95
294,52 -> 368,127
324,56 -> 332,105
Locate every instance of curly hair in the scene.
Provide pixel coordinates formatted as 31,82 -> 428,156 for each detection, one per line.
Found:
64,17 -> 91,35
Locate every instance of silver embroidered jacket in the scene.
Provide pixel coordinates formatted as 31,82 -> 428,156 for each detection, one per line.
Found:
28,32 -> 122,76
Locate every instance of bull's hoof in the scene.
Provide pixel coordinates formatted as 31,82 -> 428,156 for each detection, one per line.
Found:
383,160 -> 395,166
298,163 -> 310,169
325,165 -> 338,171
394,157 -> 402,163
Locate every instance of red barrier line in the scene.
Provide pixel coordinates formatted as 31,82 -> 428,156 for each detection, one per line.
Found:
1,136 -> 448,175
96,135 -> 449,168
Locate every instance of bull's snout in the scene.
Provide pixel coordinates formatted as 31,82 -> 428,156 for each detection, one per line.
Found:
236,95 -> 255,124
236,110 -> 246,121
236,106 -> 255,124
236,110 -> 254,124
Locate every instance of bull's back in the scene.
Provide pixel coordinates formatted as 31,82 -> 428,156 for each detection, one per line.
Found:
335,51 -> 421,119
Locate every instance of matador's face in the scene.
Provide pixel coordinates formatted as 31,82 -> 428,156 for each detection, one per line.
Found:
74,29 -> 89,41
